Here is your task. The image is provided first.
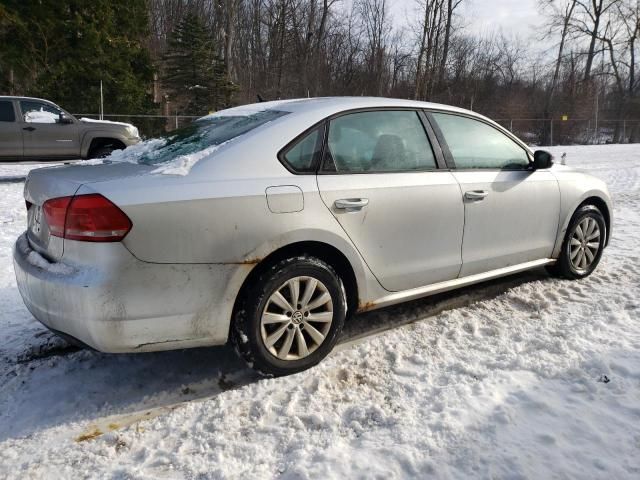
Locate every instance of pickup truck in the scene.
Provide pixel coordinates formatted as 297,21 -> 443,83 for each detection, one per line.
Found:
0,96 -> 140,162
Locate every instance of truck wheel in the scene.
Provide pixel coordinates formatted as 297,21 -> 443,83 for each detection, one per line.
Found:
89,146 -> 116,159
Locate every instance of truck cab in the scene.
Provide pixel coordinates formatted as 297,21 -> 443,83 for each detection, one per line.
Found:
0,96 -> 140,162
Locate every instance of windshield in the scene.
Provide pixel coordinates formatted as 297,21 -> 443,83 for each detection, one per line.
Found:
131,109 -> 289,166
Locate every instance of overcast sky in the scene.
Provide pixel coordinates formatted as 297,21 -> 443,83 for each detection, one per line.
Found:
389,0 -> 542,37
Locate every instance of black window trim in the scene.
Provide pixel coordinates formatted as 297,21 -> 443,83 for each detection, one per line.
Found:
277,106 -> 449,175
424,109 -> 534,172
277,122 -> 327,174
0,99 -> 17,123
319,107 -> 443,175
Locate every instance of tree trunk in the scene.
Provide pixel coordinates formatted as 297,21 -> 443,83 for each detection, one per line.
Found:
414,2 -> 431,100
312,0 -> 332,96
543,0 -> 577,145
584,0 -> 603,82
437,0 -> 455,91
223,0 -> 236,84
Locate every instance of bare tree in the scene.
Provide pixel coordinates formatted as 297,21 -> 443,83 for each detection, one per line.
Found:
573,0 -> 622,81
357,0 -> 392,95
540,0 -> 578,143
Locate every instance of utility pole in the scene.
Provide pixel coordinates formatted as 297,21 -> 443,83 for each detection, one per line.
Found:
100,80 -> 104,121
594,89 -> 599,143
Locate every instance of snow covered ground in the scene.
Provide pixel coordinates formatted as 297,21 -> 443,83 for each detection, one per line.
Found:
0,145 -> 639,479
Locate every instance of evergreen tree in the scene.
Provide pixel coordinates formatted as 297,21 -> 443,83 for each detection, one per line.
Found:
0,0 -> 154,115
162,13 -> 236,114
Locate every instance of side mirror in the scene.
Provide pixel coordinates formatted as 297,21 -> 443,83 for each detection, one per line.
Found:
58,113 -> 73,124
533,150 -> 553,169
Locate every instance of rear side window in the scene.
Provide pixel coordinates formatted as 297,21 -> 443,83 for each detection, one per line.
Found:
0,101 -> 15,122
281,127 -> 323,173
432,113 -> 530,169
325,111 -> 436,173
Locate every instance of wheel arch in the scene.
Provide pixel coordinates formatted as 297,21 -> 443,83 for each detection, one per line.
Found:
86,137 -> 127,158
553,192 -> 613,258
231,240 -> 361,335
578,196 -> 611,246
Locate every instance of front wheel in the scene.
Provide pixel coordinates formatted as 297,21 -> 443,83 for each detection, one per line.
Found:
551,204 -> 606,279
232,256 -> 346,376
88,145 -> 116,159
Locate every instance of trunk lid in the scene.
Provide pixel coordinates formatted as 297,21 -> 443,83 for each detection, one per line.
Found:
24,162 -> 151,261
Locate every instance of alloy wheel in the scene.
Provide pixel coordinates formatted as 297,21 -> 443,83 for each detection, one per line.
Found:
260,276 -> 334,360
569,216 -> 601,273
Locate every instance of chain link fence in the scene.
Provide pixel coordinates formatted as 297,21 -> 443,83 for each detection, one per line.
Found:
495,118 -> 640,146
76,113 -> 640,145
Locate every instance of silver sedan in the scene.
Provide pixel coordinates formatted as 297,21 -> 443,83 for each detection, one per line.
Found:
13,97 -> 612,375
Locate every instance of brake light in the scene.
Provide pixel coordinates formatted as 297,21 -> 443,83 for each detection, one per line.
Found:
42,194 -> 132,242
42,197 -> 71,237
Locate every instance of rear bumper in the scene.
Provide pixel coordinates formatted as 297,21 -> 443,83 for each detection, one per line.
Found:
13,233 -> 249,353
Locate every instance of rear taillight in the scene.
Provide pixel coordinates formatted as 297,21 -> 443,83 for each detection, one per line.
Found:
42,194 -> 132,242
42,197 -> 71,237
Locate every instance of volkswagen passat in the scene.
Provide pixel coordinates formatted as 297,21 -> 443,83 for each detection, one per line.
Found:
13,97 -> 612,375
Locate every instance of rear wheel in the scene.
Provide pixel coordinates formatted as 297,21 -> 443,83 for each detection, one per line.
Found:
550,204 -> 606,279
232,256 -> 346,376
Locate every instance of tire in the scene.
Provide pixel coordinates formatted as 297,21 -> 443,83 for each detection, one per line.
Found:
89,145 -> 116,159
232,256 -> 347,376
551,204 -> 606,280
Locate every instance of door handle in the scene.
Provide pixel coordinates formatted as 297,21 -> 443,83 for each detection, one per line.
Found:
334,198 -> 369,211
464,190 -> 489,201
23,126 -> 36,132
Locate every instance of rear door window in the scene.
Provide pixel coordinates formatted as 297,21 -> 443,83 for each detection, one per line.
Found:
324,111 -> 437,173
0,101 -> 15,122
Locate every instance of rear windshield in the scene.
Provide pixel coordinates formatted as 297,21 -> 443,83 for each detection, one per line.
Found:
134,110 -> 289,165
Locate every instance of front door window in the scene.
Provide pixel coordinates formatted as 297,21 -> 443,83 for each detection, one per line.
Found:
20,101 -> 64,124
432,113 -> 530,170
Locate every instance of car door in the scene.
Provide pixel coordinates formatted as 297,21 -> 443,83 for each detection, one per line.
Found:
316,109 -> 464,292
429,111 -> 561,277
19,100 -> 80,159
0,99 -> 23,161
